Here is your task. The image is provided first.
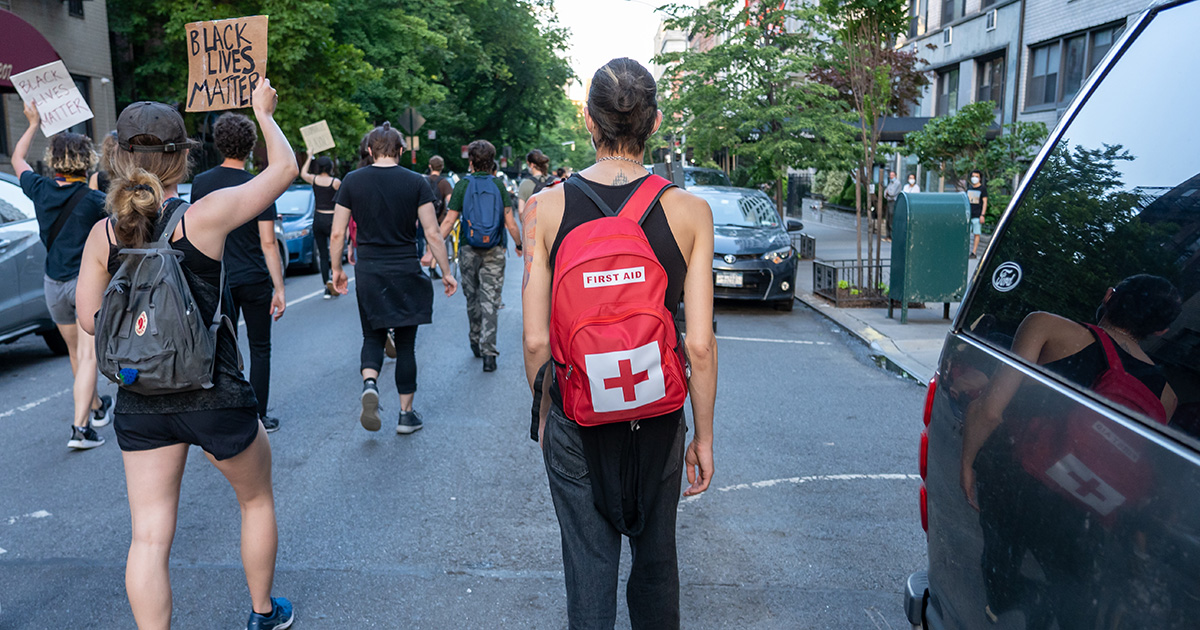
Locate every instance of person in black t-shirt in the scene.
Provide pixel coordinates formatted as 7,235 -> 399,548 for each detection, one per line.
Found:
12,101 -> 113,450
330,122 -> 457,436
967,169 -> 989,259
190,112 -> 287,432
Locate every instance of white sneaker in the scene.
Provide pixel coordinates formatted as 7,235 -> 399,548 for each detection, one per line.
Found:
90,395 -> 113,428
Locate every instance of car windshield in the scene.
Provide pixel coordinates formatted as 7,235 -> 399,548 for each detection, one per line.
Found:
277,188 -> 312,216
0,178 -> 34,224
686,169 -> 731,187
699,192 -> 779,228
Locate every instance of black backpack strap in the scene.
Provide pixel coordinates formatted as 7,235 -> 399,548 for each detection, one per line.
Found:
564,175 -> 617,217
530,359 -> 553,442
46,185 -> 90,251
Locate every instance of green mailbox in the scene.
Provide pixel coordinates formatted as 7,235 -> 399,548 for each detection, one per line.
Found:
888,192 -> 970,324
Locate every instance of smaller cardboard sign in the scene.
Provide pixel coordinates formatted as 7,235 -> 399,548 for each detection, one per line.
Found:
299,120 -> 336,154
185,15 -> 268,112
11,60 -> 93,137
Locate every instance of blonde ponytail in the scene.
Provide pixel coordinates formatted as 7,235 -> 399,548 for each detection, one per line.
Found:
107,169 -> 163,246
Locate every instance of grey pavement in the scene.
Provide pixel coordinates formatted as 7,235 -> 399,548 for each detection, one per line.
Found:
792,203 -> 988,385
0,250 -> 927,629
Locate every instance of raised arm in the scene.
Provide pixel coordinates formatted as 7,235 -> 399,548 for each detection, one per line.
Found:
300,153 -> 315,184
11,102 -> 41,178
183,79 -> 298,258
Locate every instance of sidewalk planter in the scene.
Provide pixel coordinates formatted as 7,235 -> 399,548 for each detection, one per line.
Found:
794,233 -> 816,260
812,259 -> 891,307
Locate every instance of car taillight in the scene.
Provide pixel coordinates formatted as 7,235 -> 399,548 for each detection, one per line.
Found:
920,484 -> 929,532
922,373 -> 938,427
919,429 -> 929,480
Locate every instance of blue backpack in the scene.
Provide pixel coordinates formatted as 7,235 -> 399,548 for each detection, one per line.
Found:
461,174 -> 504,248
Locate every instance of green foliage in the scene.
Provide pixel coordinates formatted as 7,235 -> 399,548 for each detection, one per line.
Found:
537,100 -> 596,171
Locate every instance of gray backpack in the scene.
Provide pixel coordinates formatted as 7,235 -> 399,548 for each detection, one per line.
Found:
96,201 -> 235,395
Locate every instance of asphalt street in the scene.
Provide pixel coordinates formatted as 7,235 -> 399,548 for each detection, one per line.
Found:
0,254 -> 927,629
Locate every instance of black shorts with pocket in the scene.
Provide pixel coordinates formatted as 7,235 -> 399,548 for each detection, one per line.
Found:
114,406 -> 260,461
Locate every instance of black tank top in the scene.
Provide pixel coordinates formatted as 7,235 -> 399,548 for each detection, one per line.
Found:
1043,338 -> 1167,398
313,180 -> 337,211
550,174 -> 687,318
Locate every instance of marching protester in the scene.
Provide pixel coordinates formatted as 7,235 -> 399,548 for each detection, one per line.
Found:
329,123 -> 457,435
13,102 -> 113,450
300,154 -> 342,298
421,155 -> 455,278
440,139 -> 522,372
190,112 -> 288,432
522,57 -> 717,629
89,130 -> 119,193
517,149 -> 555,224
74,80 -> 297,630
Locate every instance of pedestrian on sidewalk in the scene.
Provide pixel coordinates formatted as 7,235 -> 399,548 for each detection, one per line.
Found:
439,139 -> 522,372
301,154 -> 341,298
522,57 -> 718,630
903,173 -> 921,194
74,80 -> 298,630
967,170 -> 988,259
329,123 -> 457,435
190,112 -> 287,432
422,155 -> 455,278
12,102 -> 113,450
883,169 -> 901,241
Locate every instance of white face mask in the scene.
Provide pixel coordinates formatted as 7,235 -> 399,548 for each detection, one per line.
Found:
908,179 -> 916,185
971,176 -> 980,185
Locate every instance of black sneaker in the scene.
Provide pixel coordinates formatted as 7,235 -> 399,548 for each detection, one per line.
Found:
470,341 -> 481,358
482,355 -> 497,372
260,415 -> 280,433
429,266 -> 441,279
67,425 -> 105,450
246,596 -> 294,630
385,332 -> 397,359
397,410 -> 423,435
360,380 -> 381,432
91,395 -> 113,428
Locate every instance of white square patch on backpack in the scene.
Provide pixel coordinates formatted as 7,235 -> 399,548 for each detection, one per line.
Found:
584,341 -> 667,413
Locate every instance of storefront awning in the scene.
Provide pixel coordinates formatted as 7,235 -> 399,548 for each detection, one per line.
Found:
0,10 -> 63,91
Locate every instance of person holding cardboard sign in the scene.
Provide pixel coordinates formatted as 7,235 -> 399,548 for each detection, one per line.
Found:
74,79 -> 298,630
300,153 -> 341,297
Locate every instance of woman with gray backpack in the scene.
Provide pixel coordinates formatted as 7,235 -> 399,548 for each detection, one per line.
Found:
74,80 -> 299,630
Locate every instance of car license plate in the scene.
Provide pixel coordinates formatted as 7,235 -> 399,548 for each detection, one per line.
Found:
715,271 -> 743,287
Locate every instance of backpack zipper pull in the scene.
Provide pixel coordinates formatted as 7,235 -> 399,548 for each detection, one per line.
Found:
631,419 -> 640,431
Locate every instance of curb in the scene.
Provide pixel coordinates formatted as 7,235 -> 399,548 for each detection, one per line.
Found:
793,290 -> 931,386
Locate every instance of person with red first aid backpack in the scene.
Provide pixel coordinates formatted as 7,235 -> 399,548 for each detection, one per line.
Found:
522,58 -> 717,630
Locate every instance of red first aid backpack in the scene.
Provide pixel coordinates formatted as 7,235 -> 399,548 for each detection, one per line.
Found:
1016,324 -> 1168,522
550,175 -> 688,426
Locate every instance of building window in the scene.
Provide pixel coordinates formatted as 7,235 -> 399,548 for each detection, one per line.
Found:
909,0 -> 921,38
986,8 -> 997,30
67,0 -> 84,18
942,0 -> 957,26
67,77 -> 93,137
1026,22 -> 1126,110
982,0 -> 996,7
936,67 -> 959,116
977,55 -> 1006,112
944,26 -> 953,45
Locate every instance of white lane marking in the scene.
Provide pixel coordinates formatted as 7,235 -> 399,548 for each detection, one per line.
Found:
239,277 -> 355,328
0,547 -> 6,555
681,473 -> 919,507
715,335 -> 831,346
0,389 -> 70,420
6,510 -> 51,525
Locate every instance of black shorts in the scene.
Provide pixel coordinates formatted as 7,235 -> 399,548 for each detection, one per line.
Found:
114,406 -> 260,461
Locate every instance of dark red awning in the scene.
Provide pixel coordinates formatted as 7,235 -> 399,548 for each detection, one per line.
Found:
0,10 -> 62,91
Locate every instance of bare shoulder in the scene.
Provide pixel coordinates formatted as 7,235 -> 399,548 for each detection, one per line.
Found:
660,187 -> 712,230
529,184 -> 565,224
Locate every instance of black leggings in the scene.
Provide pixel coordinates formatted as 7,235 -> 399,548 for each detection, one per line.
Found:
361,325 -> 418,394
313,211 -> 334,284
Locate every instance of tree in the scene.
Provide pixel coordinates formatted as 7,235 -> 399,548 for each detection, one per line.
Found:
656,0 -> 849,217
538,99 -> 597,171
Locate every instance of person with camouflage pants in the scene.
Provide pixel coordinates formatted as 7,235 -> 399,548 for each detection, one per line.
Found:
441,140 -> 522,372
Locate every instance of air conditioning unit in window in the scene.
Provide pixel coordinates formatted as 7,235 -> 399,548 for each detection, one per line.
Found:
944,27 -> 952,44
986,9 -> 997,31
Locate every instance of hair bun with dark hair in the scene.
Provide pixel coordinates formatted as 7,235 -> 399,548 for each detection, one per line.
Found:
588,58 -> 658,155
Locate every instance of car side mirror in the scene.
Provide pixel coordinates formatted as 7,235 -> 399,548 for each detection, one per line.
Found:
786,218 -> 804,232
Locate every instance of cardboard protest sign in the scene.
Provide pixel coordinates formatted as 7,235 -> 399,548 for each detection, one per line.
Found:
11,60 -> 94,137
185,15 -> 268,112
299,120 -> 336,154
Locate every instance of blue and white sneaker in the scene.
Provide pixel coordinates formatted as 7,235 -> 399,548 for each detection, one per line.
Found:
91,395 -> 113,428
247,596 -> 294,630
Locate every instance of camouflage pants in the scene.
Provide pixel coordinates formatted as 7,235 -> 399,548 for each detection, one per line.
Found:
460,244 -> 506,356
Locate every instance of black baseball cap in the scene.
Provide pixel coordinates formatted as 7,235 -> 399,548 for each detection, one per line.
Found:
116,102 -> 201,153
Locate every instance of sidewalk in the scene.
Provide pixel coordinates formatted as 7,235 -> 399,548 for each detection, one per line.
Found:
790,205 -> 987,385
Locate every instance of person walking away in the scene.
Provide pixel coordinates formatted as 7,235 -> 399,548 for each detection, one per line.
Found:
522,57 -> 718,629
422,155 -> 455,278
882,170 -> 901,241
967,169 -> 988,259
903,173 -> 921,194
518,149 -> 556,225
75,79 -> 298,629
440,140 -> 522,372
329,123 -> 457,435
89,130 -> 119,193
190,113 -> 287,432
300,154 -> 341,298
12,103 -> 113,449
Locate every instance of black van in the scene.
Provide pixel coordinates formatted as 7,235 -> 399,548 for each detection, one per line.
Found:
906,0 -> 1200,627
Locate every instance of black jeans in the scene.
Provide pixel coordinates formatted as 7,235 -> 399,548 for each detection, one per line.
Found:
313,211 -> 334,284
543,407 -> 685,630
360,325 -> 418,395
229,280 -> 272,418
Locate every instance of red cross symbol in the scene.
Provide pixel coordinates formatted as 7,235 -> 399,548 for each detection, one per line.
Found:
603,359 -> 649,402
1067,469 -> 1104,501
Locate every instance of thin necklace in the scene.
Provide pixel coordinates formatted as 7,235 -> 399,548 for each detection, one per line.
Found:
596,155 -> 643,166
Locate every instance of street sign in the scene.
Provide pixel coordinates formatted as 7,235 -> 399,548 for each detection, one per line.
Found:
398,106 -> 425,135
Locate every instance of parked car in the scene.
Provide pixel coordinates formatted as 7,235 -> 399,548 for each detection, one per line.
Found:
693,185 -> 801,311
684,166 -> 731,188
0,172 -> 68,354
276,184 -> 316,272
907,1 -> 1200,628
